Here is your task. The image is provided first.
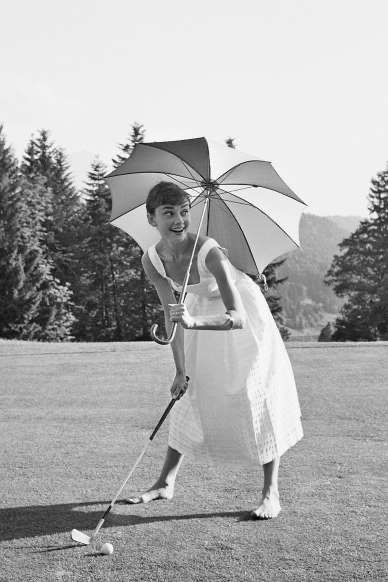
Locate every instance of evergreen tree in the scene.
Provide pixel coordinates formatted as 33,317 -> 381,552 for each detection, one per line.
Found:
110,122 -> 161,340
21,129 -> 83,285
77,158 -> 161,341
251,259 -> 290,340
318,322 -> 333,342
0,125 -> 21,333
112,122 -> 145,169
0,126 -> 74,340
75,158 -> 122,340
326,164 -> 388,340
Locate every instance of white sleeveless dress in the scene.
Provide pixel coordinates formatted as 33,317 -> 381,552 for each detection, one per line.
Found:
147,238 -> 303,466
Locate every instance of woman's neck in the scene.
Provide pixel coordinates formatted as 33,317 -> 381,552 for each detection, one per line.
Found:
158,234 -> 193,260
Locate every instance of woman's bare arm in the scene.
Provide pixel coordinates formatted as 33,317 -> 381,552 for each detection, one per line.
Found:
142,252 -> 186,382
169,246 -> 246,331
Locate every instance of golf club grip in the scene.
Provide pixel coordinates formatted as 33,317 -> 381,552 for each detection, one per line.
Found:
149,377 -> 189,440
149,400 -> 175,440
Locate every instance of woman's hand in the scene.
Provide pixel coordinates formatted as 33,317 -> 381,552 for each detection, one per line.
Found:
170,373 -> 189,400
168,304 -> 196,329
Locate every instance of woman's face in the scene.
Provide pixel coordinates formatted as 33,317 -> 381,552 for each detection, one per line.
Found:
148,201 -> 191,241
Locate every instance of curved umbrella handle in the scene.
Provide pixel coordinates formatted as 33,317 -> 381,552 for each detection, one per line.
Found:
150,322 -> 178,345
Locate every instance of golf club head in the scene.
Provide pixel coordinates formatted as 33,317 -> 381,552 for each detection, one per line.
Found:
71,529 -> 91,545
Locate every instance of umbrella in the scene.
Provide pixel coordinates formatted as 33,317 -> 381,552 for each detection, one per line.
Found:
106,137 -> 307,343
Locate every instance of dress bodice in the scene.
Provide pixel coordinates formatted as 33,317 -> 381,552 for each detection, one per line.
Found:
147,238 -> 226,297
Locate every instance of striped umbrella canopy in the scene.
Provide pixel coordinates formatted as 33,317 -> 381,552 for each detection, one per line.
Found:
106,137 -> 307,276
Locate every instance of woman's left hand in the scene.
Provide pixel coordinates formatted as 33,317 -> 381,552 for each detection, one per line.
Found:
168,304 -> 196,329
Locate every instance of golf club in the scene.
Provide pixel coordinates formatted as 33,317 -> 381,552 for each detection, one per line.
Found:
71,380 -> 188,546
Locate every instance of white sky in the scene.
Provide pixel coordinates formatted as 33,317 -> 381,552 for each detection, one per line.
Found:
1,0 -> 387,216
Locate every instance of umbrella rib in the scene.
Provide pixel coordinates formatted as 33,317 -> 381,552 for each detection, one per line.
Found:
188,190 -> 251,206
215,185 -> 259,196
190,198 -> 204,210
217,187 -> 301,249
213,196 -> 252,207
108,169 -> 201,184
223,182 -> 307,205
180,159 -> 201,183
187,188 -> 208,210
216,161 -> 306,205
165,173 -> 200,191
190,188 -> 255,206
209,192 -> 259,275
216,185 -> 257,206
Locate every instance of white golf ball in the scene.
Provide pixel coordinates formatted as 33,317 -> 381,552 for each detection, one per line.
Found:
101,542 -> 114,555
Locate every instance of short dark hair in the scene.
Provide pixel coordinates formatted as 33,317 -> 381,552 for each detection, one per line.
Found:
146,181 -> 190,215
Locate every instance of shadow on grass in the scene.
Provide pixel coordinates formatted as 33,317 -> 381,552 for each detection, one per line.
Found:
0,501 -> 248,542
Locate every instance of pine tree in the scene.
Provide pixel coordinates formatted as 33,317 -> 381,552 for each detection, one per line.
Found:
112,122 -> 145,168
0,125 -> 22,334
326,164 -> 388,340
21,129 -> 83,284
75,158 -> 122,340
110,122 -> 161,339
77,158 -> 161,341
0,127 -> 74,340
251,259 -> 290,340
318,322 -> 333,342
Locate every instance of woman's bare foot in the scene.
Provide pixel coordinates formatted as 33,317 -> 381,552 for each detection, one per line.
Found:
122,482 -> 174,505
119,446 -> 183,505
250,489 -> 281,520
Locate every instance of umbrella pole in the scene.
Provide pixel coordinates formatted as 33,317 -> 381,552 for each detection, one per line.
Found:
151,194 -> 210,345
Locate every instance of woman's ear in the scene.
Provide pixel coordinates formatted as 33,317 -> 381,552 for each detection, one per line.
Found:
147,212 -> 156,227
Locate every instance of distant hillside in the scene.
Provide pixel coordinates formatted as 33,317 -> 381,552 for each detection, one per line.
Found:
278,213 -> 362,335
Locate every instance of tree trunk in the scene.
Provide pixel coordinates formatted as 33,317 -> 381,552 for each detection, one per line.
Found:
109,254 -> 122,340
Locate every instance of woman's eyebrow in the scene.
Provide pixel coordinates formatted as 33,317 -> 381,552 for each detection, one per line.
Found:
160,204 -> 189,210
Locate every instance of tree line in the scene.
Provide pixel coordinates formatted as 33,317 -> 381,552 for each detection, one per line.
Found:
1,121 -> 386,342
0,123 -> 288,342
0,123 -> 162,341
320,165 -> 388,341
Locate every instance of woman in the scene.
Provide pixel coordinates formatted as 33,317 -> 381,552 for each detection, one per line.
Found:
126,181 -> 303,519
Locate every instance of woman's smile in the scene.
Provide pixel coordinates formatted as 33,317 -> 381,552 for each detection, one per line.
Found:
170,226 -> 186,234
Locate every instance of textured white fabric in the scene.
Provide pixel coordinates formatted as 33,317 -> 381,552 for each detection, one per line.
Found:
148,238 -> 303,466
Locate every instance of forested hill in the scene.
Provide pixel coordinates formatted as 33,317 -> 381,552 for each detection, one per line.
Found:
278,213 -> 362,333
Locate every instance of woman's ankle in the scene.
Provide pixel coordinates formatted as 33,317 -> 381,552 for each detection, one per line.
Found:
262,486 -> 279,498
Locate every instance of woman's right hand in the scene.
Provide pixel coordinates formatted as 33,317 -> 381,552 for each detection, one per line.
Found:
170,373 -> 189,400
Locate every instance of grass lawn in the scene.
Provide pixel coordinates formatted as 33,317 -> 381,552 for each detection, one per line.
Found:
0,340 -> 387,582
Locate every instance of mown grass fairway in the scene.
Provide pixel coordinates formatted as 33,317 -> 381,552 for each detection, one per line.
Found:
1,341 -> 387,582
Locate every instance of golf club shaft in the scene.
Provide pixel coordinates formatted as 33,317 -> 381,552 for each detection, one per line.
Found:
90,441 -> 149,540
89,396 -> 180,541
